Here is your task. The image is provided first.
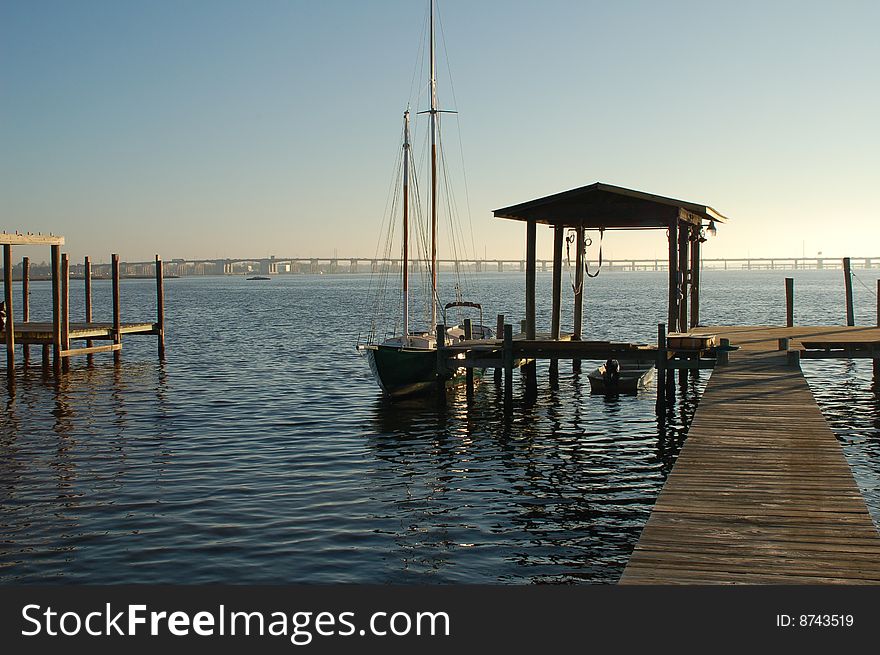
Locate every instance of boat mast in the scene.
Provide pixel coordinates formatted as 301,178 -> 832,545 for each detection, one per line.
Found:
402,110 -> 410,340
429,0 -> 438,332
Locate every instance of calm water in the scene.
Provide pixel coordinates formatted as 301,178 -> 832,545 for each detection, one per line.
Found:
1,269 -> 879,583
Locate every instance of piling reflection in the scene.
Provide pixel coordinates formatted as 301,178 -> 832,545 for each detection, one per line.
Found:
364,364 -> 704,582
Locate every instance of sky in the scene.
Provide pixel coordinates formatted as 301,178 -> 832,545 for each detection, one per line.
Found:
1,0 -> 878,263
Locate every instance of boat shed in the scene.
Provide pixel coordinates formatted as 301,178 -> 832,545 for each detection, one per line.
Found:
493,182 -> 728,346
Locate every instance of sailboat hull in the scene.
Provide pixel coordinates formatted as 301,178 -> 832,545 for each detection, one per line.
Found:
364,344 -> 441,398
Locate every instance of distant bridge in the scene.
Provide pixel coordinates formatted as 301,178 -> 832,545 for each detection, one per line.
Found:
13,255 -> 876,278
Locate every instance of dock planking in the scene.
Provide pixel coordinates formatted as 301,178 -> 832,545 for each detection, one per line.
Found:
621,329 -> 880,584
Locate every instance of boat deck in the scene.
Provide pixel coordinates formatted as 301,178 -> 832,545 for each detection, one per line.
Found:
621,326 -> 880,584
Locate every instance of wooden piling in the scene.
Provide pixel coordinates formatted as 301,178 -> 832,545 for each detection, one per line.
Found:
876,280 -> 879,379
51,244 -> 61,374
785,277 -> 794,327
503,323 -> 513,413
112,253 -> 121,363
717,338 -> 730,366
678,223 -> 689,334
494,313 -> 504,384
155,254 -> 166,358
689,226 -> 700,328
3,244 -> 14,374
573,224 -> 585,372
464,318 -> 473,400
435,323 -> 446,385
655,322 -> 666,415
61,253 -> 70,371
843,257 -> 854,326
667,219 -> 678,332
22,256 -> 29,365
550,225 -> 563,378
85,256 -> 93,364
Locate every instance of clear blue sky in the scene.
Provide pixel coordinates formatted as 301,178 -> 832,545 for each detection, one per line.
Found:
2,0 -> 878,262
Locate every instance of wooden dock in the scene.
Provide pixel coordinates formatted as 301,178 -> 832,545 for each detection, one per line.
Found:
621,325 -> 880,584
3,232 -> 166,375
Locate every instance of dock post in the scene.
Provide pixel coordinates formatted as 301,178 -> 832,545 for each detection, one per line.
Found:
51,244 -> 61,374
464,318 -> 474,401
494,314 -> 504,384
875,280 -> 879,379
112,253 -> 121,363
61,254 -> 70,371
520,319 -> 526,334
843,257 -> 854,326
778,337 -> 790,351
85,256 -> 93,364
678,223 -> 689,334
503,323 -> 513,414
155,254 -> 166,358
573,224 -> 585,372
689,226 -> 700,329
22,256 -> 29,366
667,219 -> 678,332
785,277 -> 794,327
3,244 -> 14,375
435,324 -> 446,391
550,225 -> 563,379
787,348 -> 801,368
655,323 -> 667,416
717,338 -> 730,366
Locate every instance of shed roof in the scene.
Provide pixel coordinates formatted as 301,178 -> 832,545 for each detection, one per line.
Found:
493,182 -> 728,229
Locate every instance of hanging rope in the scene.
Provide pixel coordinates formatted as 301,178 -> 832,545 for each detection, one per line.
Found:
850,269 -> 878,297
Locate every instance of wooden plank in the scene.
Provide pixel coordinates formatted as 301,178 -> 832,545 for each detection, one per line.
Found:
60,343 -> 122,357
0,232 -> 64,246
621,337 -> 880,585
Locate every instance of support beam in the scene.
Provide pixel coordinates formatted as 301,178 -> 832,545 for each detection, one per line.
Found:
667,220 -> 678,332
524,219 -> 537,387
85,256 -> 93,364
503,323 -> 513,413
655,323 -> 666,416
3,244 -> 13,374
61,253 -> 70,371
678,223 -> 689,335
112,253 -> 121,363
51,244 -> 61,374
843,257 -> 854,326
525,219 -> 536,340
573,225 -> 585,373
689,226 -> 700,329
785,277 -> 794,327
494,314 -> 504,384
155,254 -> 166,358
573,226 -> 585,340
550,226 -> 563,379
22,256 -> 30,365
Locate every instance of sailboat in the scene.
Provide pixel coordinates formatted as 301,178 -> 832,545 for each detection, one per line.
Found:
358,0 -> 492,398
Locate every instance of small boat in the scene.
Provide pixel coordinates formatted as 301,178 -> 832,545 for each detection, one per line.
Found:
588,359 -> 655,394
247,276 -> 271,280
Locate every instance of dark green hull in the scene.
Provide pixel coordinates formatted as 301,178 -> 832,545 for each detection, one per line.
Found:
364,344 -> 442,398
363,344 -> 480,398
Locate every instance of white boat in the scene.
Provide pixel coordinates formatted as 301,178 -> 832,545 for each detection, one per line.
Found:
587,360 -> 655,394
358,0 -> 492,398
